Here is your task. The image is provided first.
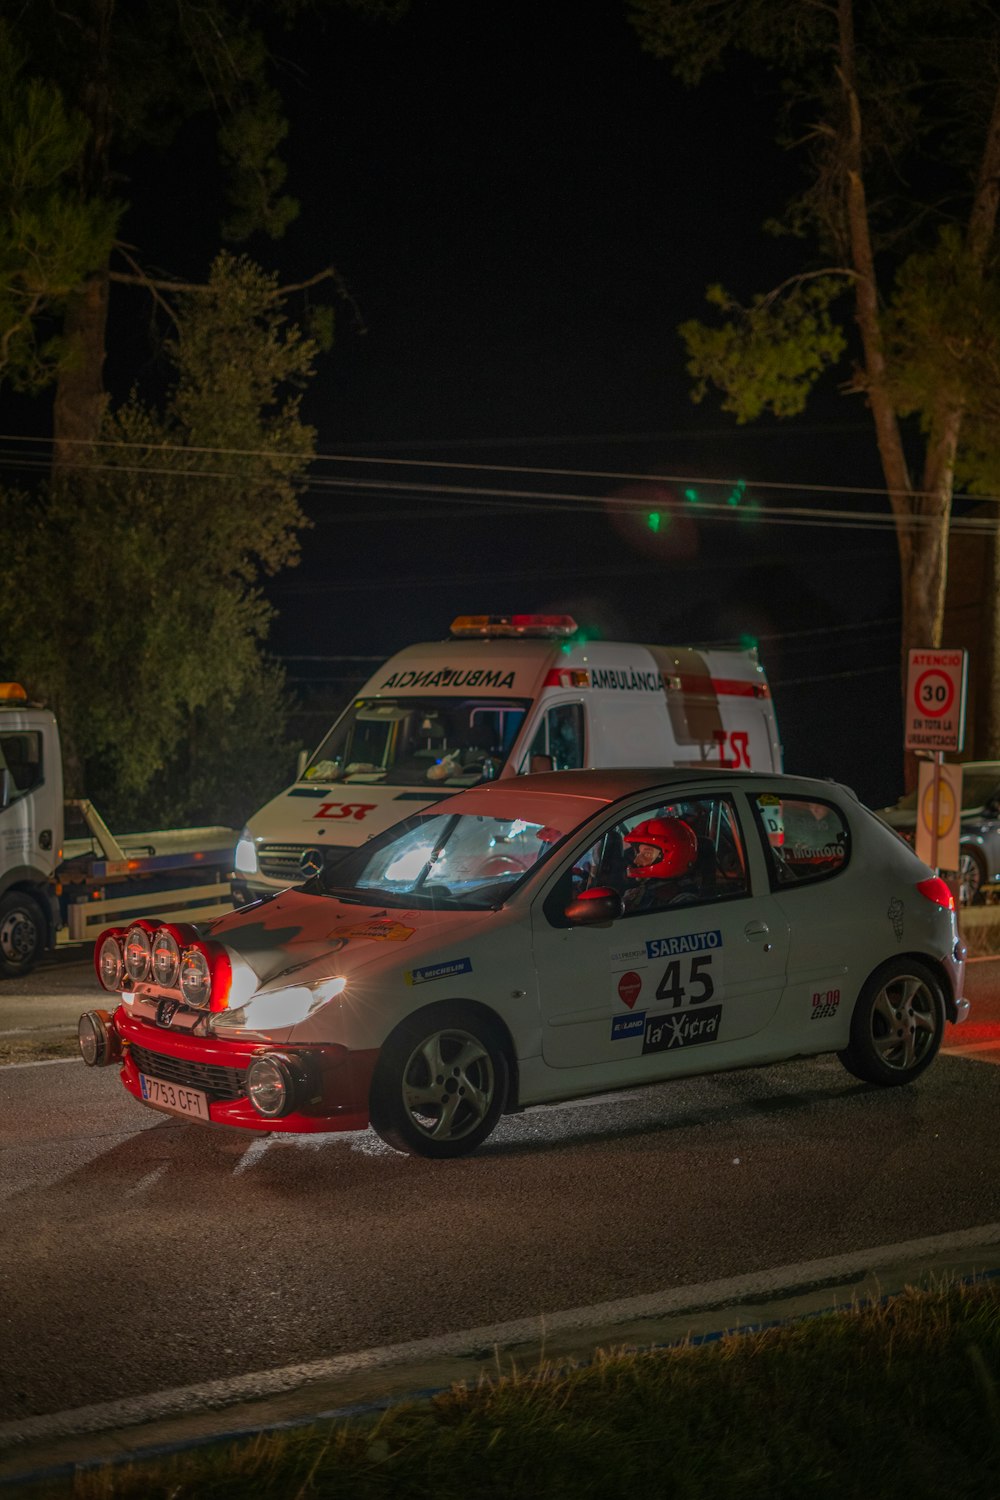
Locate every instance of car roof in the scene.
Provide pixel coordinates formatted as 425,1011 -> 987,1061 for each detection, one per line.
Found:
476,767 -> 851,802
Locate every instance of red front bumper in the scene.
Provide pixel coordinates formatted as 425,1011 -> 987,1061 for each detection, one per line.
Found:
114,1008 -> 379,1133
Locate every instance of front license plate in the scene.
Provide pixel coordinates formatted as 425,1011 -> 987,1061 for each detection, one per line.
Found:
138,1071 -> 210,1121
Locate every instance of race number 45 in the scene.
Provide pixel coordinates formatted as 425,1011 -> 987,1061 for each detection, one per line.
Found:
655,952 -> 723,1008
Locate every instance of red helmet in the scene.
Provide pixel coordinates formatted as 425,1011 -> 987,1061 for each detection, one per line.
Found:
624,818 -> 698,880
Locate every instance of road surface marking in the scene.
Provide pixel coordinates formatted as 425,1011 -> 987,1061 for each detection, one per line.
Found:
2,1221 -> 998,1452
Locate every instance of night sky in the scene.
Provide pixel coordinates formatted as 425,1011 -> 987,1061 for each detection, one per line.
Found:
25,0 -> 911,806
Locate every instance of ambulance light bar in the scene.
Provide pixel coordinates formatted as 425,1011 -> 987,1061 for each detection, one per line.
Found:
450,614 -> 578,639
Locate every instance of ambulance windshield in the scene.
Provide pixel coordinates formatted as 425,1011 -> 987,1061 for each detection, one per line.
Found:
301,697 -> 531,787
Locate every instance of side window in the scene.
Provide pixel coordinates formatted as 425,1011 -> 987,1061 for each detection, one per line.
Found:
527,703 -> 584,772
753,794 -> 850,887
552,794 -> 750,922
0,732 -> 43,798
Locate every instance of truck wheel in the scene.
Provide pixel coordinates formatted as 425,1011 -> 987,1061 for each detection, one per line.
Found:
369,1004 -> 509,1158
0,891 -> 47,977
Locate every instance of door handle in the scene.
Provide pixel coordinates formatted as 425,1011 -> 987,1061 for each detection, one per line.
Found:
744,920 -> 773,951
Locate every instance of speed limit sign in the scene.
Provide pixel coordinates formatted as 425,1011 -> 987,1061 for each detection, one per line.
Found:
905,649 -> 968,753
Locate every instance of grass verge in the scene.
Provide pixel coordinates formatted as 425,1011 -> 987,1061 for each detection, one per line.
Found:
13,1280 -> 1000,1500
0,1031 -> 79,1066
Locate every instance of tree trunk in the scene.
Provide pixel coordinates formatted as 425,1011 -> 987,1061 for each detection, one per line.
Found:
52,271 -> 110,472
51,0 -> 115,478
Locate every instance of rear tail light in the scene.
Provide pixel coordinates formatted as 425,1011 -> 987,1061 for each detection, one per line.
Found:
179,940 -> 233,1011
916,876 -> 955,911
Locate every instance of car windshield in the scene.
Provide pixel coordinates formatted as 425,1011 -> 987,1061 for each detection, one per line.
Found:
314,810 -> 569,910
301,697 -> 531,788
894,769 -> 1000,812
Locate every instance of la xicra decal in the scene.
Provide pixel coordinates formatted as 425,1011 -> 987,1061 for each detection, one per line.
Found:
405,957 -> 473,985
888,897 -> 904,940
642,1006 -> 723,1053
340,920 -> 415,942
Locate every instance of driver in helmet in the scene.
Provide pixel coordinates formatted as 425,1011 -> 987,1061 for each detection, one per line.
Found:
623,816 -> 700,912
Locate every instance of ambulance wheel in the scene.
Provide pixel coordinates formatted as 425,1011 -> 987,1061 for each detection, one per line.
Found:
0,891 -> 47,977
369,1003 -> 509,1158
837,958 -> 944,1086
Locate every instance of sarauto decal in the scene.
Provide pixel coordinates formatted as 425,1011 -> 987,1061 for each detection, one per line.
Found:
646,930 -> 722,959
642,1005 -> 723,1053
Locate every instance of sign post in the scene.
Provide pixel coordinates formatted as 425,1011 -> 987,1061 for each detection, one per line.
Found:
904,648 -> 968,874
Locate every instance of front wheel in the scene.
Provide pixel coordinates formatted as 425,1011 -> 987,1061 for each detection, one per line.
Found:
838,958 -> 944,1087
369,1004 -> 509,1158
0,891 -> 47,978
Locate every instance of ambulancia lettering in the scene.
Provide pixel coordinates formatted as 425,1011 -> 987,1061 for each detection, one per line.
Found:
646,930 -> 722,959
642,1005 -> 723,1053
380,668 -> 518,690
591,667 -> 662,692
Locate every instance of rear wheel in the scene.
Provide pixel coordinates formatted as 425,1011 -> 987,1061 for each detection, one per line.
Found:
0,891 -> 47,977
958,847 -> 985,907
838,958 -> 944,1087
369,1004 -> 509,1158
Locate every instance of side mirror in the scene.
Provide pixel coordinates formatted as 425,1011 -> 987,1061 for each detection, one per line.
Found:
529,754 -> 554,774
564,885 -> 624,925
296,749 -> 309,779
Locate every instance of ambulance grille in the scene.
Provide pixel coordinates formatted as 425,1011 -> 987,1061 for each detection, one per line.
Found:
257,842 -> 351,881
130,1044 -> 247,1102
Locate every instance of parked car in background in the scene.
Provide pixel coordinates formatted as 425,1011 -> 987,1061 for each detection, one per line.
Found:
878,761 -> 1000,907
79,768 -> 969,1158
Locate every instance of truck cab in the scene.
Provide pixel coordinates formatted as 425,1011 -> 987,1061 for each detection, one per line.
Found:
0,683 -> 63,973
233,615 -> 782,904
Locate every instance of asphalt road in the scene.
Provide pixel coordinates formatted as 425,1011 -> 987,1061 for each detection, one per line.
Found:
1,954 -> 999,1431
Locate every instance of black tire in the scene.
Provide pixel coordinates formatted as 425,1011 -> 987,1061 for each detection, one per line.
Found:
838,957 -> 945,1087
369,1003 -> 509,1158
959,847 -> 985,907
0,890 -> 47,978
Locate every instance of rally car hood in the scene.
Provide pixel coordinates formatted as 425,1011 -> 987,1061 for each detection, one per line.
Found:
207,888 -> 488,992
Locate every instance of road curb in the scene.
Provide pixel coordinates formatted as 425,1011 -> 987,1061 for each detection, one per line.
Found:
3,1226 -> 999,1490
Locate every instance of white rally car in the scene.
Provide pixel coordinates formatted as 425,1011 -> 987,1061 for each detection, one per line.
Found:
80,769 -> 969,1158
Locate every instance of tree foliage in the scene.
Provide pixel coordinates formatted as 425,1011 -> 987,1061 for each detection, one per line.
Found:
0,254 -> 317,826
0,22 -> 119,391
628,0 -> 1000,761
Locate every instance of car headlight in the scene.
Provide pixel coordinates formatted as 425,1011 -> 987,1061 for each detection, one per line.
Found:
234,827 -> 259,876
247,1053 -> 305,1118
94,929 -> 126,992
151,927 -> 181,987
209,975 -> 347,1036
124,922 -> 157,984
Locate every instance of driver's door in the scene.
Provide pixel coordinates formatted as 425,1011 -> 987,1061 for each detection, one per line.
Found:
530,791 -> 788,1071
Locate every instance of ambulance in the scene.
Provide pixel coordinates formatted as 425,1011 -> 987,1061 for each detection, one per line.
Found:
232,614 -> 783,904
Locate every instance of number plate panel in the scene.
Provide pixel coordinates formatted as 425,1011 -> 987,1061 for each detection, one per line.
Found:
138,1070 -> 211,1121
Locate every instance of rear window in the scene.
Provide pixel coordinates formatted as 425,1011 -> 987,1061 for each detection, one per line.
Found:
753,794 -> 850,887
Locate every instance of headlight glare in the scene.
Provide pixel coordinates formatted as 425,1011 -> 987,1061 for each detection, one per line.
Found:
234,828 -> 258,876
